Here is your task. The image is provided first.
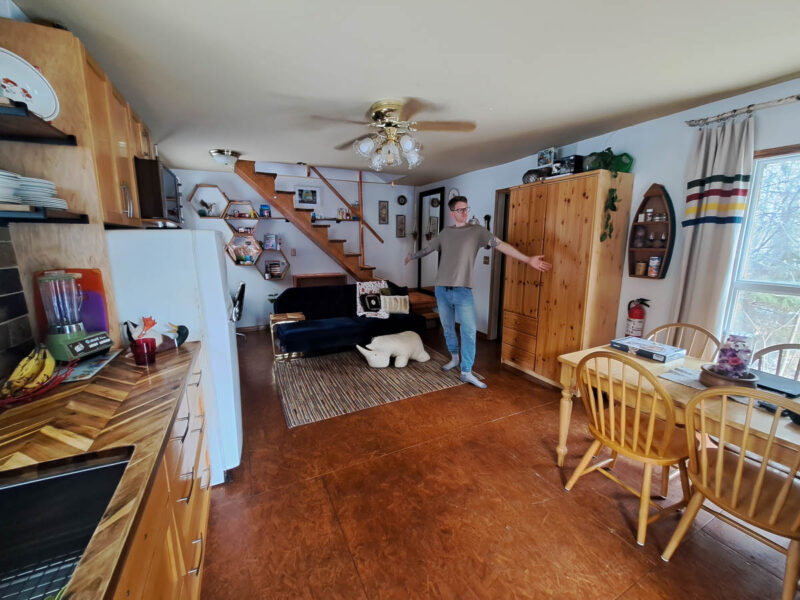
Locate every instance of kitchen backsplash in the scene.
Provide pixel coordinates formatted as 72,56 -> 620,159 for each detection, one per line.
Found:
0,226 -> 35,379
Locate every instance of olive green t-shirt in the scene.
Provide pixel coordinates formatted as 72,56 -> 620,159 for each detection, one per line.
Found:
424,224 -> 494,288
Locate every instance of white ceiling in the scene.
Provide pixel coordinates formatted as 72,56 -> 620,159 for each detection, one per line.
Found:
14,0 -> 800,185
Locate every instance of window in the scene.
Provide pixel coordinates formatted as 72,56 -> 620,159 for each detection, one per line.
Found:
723,150 -> 800,375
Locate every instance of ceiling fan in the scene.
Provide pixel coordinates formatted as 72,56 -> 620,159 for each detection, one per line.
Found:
316,98 -> 476,170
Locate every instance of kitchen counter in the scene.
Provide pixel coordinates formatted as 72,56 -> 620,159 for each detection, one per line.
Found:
0,342 -> 201,599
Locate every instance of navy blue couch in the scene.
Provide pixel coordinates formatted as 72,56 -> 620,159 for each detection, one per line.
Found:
272,283 -> 426,356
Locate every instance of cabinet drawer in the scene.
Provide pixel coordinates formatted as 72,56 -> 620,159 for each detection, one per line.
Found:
178,436 -> 210,596
503,312 -> 538,337
164,391 -> 191,489
502,326 -> 536,353
113,460 -> 170,600
502,343 -> 536,373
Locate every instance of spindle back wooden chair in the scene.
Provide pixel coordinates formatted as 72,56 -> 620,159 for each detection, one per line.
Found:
662,386 -> 800,600
753,344 -> 800,381
565,351 -> 690,546
645,322 -> 721,362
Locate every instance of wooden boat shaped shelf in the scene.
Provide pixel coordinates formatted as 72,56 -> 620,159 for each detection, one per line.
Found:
627,183 -> 676,279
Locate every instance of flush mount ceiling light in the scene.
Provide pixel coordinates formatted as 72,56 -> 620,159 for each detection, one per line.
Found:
318,98 -> 476,172
209,149 -> 241,168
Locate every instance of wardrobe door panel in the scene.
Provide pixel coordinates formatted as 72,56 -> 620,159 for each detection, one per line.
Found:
502,187 -> 531,316
536,176 -> 598,382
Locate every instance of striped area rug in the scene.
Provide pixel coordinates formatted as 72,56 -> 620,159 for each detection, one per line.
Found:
275,348 -> 476,428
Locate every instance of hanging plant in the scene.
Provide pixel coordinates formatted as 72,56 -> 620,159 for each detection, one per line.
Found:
600,184 -> 618,242
585,148 -> 634,243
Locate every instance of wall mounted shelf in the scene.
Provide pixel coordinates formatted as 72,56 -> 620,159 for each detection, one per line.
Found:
187,184 -> 229,217
0,207 -> 88,226
627,183 -> 676,279
258,248 -> 290,280
0,100 -> 77,146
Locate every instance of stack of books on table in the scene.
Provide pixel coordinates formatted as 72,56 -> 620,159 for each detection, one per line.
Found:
610,337 -> 687,363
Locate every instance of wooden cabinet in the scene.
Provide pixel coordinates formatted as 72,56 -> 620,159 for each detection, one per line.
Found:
0,18 -> 149,227
501,170 -> 633,384
113,370 -> 211,600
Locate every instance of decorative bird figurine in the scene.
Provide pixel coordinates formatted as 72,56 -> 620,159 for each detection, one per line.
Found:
123,318 -> 189,354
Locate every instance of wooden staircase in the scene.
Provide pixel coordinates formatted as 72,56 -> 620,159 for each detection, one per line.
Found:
234,160 -> 377,281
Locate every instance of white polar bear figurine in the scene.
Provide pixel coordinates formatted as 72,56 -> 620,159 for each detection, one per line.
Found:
356,331 -> 431,368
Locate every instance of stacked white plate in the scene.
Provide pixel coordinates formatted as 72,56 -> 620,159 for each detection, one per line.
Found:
0,170 -> 22,203
0,171 -> 68,210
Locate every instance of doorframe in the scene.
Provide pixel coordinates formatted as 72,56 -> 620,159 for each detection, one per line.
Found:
487,188 -> 510,340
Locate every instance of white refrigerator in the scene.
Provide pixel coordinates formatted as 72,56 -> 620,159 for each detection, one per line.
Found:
106,230 -> 242,486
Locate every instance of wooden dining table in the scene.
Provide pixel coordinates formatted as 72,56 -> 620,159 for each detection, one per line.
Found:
556,345 -> 800,468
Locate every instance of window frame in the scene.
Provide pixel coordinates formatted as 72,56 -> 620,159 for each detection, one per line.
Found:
722,149 -> 800,339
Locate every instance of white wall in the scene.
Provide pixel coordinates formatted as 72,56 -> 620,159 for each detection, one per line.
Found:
423,77 -> 800,336
174,168 -> 417,328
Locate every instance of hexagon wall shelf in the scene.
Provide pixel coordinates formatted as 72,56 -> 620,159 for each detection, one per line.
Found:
187,184 -> 229,218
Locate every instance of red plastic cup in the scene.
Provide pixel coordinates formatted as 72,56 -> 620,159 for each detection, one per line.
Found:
131,338 -> 157,366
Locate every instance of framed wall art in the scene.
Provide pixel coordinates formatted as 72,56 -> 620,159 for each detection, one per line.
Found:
396,214 -> 406,238
378,200 -> 389,224
294,185 -> 320,209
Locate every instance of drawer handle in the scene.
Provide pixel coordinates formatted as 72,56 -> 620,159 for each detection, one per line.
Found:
187,534 -> 204,576
201,466 -> 211,491
170,416 -> 190,443
169,415 -> 189,444
188,376 -> 201,387
178,467 -> 195,503
191,414 -> 205,434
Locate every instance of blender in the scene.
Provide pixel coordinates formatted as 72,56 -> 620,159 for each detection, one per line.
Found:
37,272 -> 113,361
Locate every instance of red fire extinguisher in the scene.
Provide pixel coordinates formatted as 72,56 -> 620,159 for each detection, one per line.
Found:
625,298 -> 650,337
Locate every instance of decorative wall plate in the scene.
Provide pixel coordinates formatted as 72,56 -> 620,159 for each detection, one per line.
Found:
448,188 -> 460,201
397,194 -> 407,206
0,48 -> 59,120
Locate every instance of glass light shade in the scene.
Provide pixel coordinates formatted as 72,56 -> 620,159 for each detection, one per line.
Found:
354,137 -> 376,158
399,134 -> 417,153
370,151 -> 386,171
380,141 -> 401,166
405,149 -> 423,169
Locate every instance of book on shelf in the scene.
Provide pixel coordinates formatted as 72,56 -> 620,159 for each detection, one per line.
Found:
609,336 -> 686,363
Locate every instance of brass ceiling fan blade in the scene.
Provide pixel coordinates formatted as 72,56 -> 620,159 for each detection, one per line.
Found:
311,115 -> 371,126
412,120 -> 477,132
334,134 -> 372,150
398,97 -> 431,122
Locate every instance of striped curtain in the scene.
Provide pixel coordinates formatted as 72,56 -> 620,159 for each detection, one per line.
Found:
674,116 -> 754,337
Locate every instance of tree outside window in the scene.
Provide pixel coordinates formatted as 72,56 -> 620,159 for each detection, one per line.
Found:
724,152 -> 800,377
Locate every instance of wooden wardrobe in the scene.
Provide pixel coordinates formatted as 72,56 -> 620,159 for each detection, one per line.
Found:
501,169 -> 634,384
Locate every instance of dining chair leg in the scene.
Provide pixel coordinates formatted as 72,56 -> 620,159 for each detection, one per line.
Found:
677,461 -> 691,502
565,439 -> 602,491
782,540 -> 800,600
609,450 -> 618,470
660,465 -> 671,498
637,464 -> 654,546
661,490 -> 704,561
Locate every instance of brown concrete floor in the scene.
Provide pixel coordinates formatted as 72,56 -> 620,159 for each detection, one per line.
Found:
202,329 -> 791,599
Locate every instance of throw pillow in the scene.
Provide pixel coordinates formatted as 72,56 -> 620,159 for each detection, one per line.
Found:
356,280 -> 389,319
381,295 -> 410,314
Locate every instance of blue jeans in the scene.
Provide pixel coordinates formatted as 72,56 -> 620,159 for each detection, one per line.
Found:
435,286 -> 477,373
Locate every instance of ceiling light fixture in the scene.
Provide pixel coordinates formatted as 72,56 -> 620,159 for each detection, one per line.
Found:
353,127 -> 423,172
209,149 -> 241,168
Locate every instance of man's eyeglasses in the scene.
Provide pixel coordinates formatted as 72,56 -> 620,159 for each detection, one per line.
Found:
451,207 -> 469,214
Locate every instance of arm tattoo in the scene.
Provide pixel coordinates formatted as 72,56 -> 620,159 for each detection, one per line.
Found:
408,247 -> 435,260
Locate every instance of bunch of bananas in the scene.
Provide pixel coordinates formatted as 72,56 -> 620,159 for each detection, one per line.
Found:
1,345 -> 56,397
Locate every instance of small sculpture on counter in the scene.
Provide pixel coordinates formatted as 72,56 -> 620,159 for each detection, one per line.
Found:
124,317 -> 189,354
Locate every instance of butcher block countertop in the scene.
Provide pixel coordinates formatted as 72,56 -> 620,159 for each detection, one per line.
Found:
0,342 -> 201,599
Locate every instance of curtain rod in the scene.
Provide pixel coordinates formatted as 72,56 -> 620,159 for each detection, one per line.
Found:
685,93 -> 800,127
